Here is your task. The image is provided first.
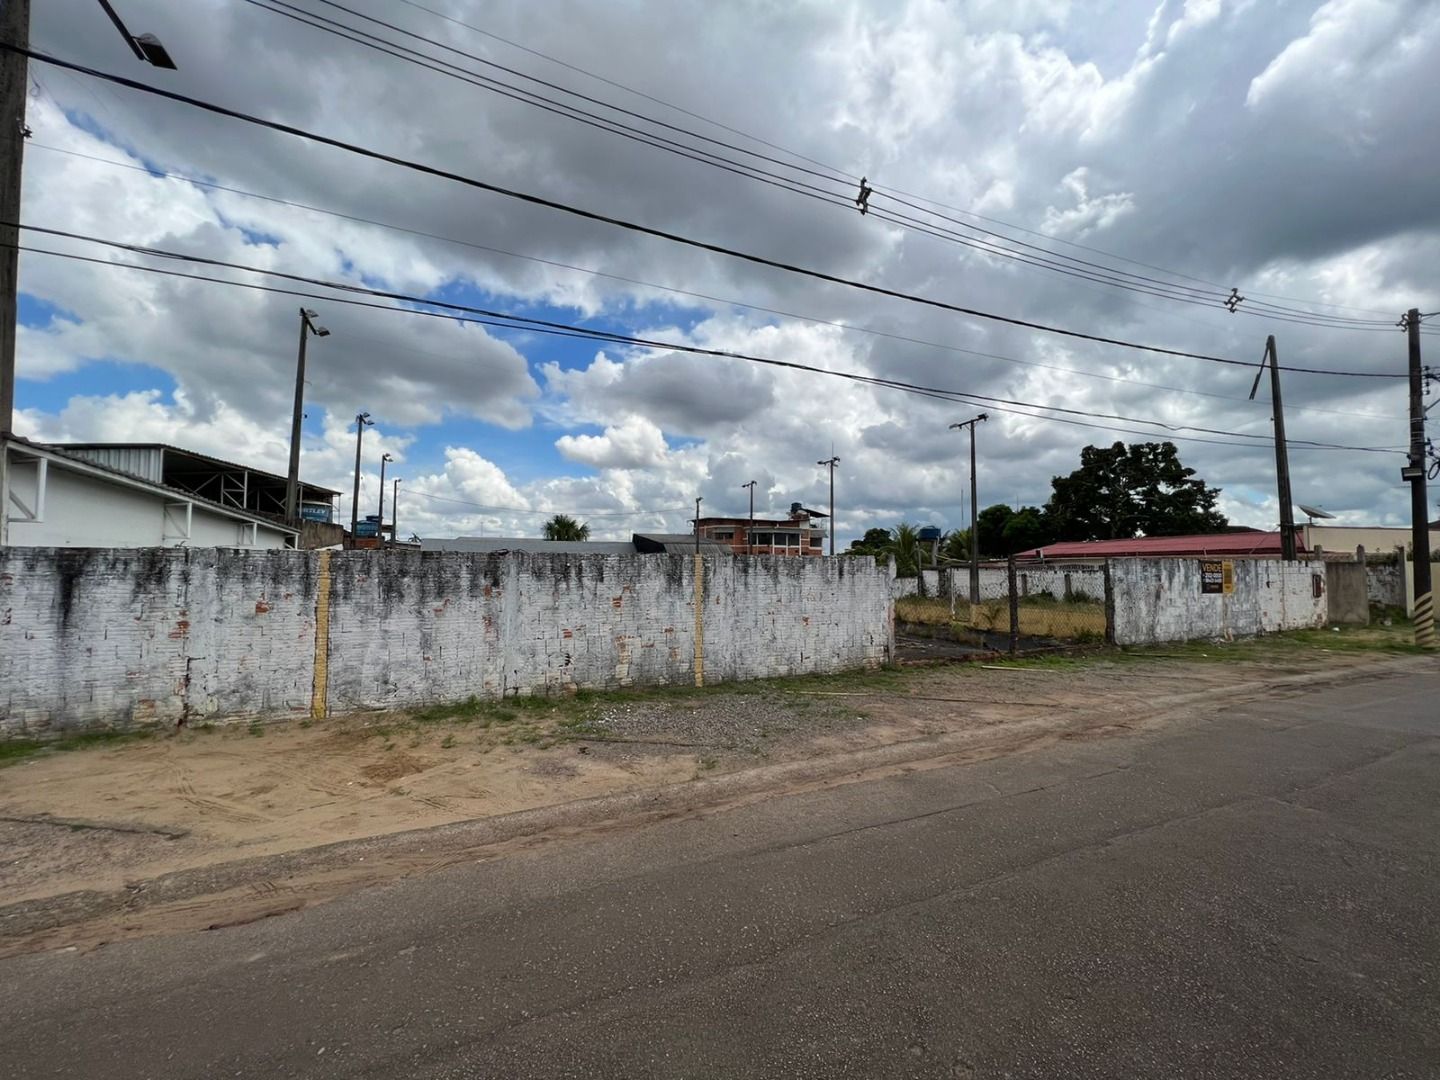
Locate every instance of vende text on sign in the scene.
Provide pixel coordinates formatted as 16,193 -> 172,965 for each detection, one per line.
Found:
1200,559 -> 1235,594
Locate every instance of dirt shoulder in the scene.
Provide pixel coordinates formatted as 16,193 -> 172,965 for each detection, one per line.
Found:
1,628 -> 1434,956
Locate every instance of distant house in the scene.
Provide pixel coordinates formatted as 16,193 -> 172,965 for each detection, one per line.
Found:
1012,531 -> 1307,564
2,435 -> 300,549
695,502 -> 828,557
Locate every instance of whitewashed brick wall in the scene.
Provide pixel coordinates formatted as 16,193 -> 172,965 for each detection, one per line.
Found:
1110,557 -> 1326,645
1,548 -> 891,736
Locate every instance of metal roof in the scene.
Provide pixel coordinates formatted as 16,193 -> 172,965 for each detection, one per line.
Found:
3,436 -> 300,535
1014,532 -> 1304,559
49,441 -> 342,496
633,533 -> 731,554
419,537 -> 637,555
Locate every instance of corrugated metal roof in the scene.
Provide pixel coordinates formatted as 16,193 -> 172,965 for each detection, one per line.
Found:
3,436 -> 299,535
62,445 -> 164,483
419,537 -> 636,554
1014,532 -> 1303,559
49,442 -> 342,496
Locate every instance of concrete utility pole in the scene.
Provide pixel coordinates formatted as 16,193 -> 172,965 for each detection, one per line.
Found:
377,452 -> 392,532
949,414 -> 987,603
741,479 -> 756,556
349,411 -> 372,546
1404,309 -> 1435,648
284,308 -> 329,522
0,0 -> 29,440
694,496 -> 702,555
391,477 -> 401,545
818,456 -> 839,556
1249,335 -> 1296,560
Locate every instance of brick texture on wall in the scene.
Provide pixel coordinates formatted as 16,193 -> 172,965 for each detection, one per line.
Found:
1,548 -> 892,737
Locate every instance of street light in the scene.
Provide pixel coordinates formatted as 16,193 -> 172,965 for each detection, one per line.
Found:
949,414 -> 988,603
378,452 -> 393,543
284,308 -> 329,523
96,0 -> 178,68
392,478 -> 402,548
349,412 -> 373,546
741,480 -> 757,556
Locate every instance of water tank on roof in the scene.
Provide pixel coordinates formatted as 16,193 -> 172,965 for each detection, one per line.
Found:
918,526 -> 942,542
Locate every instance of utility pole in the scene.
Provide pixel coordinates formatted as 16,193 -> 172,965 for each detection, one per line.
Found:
284,308 -> 329,522
0,0 -> 29,439
694,496 -> 702,555
818,456 -> 839,555
1249,335 -> 1296,560
949,414 -> 987,603
377,452 -> 392,531
391,477 -> 401,546
741,479 -> 756,556
1405,309 -> 1435,648
349,411 -> 372,546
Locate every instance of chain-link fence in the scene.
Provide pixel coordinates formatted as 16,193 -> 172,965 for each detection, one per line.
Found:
894,560 -> 1110,653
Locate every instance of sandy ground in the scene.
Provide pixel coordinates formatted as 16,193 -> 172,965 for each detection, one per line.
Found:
0,640 -> 1427,929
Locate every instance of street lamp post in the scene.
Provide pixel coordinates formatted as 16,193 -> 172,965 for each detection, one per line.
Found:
949,414 -> 988,603
817,457 -> 840,556
96,0 -> 178,68
349,412 -> 373,546
392,478 -> 401,546
284,308 -> 329,523
742,480 -> 756,556
378,452 -> 393,541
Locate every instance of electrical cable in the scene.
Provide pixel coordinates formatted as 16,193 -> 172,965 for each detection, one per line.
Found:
403,490 -> 690,516
288,0 -> 1403,329
390,0 -> 1407,323
29,141 -> 1406,423
239,0 -> 1399,331
12,236 -> 1406,456
9,46 -> 1408,380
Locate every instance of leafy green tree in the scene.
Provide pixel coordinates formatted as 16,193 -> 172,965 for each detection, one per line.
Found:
845,527 -> 894,564
1045,441 -> 1227,541
1000,508 -> 1050,554
887,522 -> 926,578
940,528 -> 970,563
542,514 -> 591,541
975,504 -> 1015,557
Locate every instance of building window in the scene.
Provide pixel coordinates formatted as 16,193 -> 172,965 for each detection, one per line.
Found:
713,530 -> 733,540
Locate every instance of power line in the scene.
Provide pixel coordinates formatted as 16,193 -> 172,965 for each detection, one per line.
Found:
13,235 -> 1405,456
11,46 -> 1408,380
27,142 -> 1405,422
238,0 -> 1399,332
405,489 -> 689,517
376,0 -> 1408,326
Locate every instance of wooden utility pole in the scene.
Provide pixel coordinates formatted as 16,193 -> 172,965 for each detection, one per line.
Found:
0,0 -> 29,438
1250,336 -> 1296,560
1405,309 -> 1435,647
949,414 -> 987,603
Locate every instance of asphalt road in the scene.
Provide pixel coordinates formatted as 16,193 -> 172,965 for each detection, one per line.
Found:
3,667 -> 1438,1079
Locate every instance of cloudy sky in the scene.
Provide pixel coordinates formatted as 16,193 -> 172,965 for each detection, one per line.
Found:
15,0 -> 1440,543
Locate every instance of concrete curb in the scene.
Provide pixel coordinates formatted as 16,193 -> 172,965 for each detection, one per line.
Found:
2,654 -> 1433,946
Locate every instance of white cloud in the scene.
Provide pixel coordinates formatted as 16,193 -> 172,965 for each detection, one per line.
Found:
13,0 -> 1440,549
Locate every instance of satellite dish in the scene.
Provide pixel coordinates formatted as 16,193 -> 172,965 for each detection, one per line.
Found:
1297,503 -> 1335,523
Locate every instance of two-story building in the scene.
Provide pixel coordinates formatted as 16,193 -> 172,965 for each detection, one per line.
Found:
696,502 -> 829,557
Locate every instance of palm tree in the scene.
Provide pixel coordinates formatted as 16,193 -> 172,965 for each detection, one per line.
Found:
542,514 -> 590,541
887,522 -> 926,578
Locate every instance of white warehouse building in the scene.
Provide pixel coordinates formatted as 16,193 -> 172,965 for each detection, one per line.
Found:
2,436 -> 303,550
